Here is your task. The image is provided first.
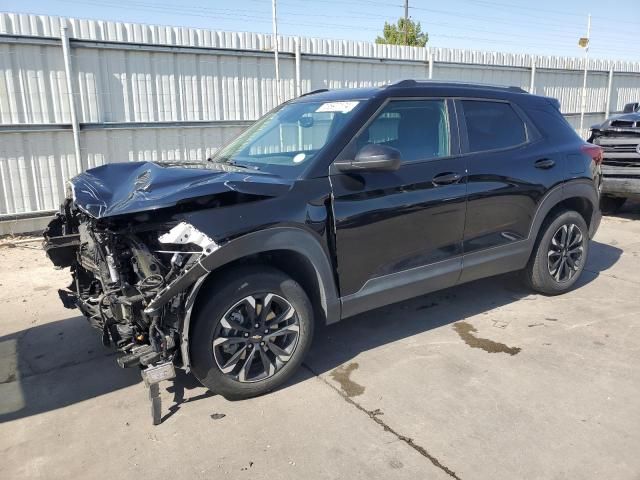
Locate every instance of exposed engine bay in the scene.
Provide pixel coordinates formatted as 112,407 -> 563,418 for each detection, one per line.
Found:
44,201 -> 218,370
43,197 -> 226,423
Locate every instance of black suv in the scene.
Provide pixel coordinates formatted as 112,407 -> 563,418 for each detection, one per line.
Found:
588,102 -> 640,213
44,80 -> 602,407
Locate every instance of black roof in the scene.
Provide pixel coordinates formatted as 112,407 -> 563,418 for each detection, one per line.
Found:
386,79 -> 527,93
292,79 -> 529,103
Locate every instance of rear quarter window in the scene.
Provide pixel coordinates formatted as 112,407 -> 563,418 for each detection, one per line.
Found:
527,104 -> 582,142
461,100 -> 527,152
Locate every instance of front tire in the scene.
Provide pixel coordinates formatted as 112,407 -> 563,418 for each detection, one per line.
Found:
525,210 -> 589,295
190,266 -> 313,400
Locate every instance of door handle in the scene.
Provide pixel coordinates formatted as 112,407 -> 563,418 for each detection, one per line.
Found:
535,158 -> 555,169
432,172 -> 461,186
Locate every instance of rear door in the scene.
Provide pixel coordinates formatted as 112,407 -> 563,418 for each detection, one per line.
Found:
329,98 -> 468,317
456,98 -> 565,281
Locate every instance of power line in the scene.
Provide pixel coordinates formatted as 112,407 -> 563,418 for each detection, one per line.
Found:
55,0 -> 640,42
409,4 -> 582,30
299,0 -> 640,37
23,0 -> 640,60
57,0 -> 385,31
455,0 -> 640,27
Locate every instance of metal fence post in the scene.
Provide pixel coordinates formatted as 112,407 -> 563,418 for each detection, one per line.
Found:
271,0 -> 281,105
60,25 -> 83,173
605,65 -> 614,118
295,37 -> 302,97
529,56 -> 536,94
579,55 -> 589,135
428,48 -> 434,80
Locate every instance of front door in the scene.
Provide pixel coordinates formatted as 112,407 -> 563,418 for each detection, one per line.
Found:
329,98 -> 468,318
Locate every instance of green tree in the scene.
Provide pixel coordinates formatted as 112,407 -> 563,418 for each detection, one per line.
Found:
375,18 -> 428,47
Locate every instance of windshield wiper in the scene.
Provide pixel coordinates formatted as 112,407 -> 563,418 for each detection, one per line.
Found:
227,160 -> 260,170
208,157 -> 260,171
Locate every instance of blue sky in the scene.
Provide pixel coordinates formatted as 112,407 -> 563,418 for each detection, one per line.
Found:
1,0 -> 639,60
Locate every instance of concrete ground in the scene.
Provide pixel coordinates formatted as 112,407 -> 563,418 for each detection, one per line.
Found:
1,205 -> 639,480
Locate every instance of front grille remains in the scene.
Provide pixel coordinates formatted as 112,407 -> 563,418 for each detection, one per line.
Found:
593,135 -> 640,168
610,120 -> 639,128
602,144 -> 637,153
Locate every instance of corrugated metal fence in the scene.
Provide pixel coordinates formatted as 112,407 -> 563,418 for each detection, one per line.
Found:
1,12 -> 640,221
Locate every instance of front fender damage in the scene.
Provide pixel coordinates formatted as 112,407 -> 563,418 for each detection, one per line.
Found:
146,222 -> 223,372
44,211 -> 224,424
144,222 -> 219,315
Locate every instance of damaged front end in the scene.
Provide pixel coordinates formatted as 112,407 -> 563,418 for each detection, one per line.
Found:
42,161 -> 289,423
45,203 -> 216,367
44,203 -> 220,422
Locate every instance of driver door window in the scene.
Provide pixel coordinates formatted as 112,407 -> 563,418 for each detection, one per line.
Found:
356,99 -> 450,162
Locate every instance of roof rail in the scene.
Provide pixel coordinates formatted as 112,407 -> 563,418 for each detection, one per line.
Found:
386,79 -> 527,94
299,88 -> 329,97
388,79 -> 418,88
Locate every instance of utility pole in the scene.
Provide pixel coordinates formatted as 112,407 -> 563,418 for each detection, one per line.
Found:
579,13 -> 591,135
272,0 -> 281,105
404,0 -> 409,45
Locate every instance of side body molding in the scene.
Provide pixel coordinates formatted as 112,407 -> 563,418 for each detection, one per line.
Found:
179,227 -> 340,371
341,180 -> 600,319
461,179 -> 600,284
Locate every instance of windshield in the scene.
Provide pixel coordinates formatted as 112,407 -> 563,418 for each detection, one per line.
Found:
210,100 -> 362,174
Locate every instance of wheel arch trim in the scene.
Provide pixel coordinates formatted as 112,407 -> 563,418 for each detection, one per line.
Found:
530,180 -> 600,241
179,226 -> 340,371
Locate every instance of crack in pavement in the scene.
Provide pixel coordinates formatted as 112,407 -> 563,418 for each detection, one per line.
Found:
302,363 -> 461,480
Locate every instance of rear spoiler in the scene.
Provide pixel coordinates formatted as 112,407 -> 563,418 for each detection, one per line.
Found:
545,97 -> 561,111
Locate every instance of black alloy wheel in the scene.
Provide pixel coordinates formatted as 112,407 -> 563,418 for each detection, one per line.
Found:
524,210 -> 589,295
547,223 -> 584,283
190,266 -> 313,400
212,293 -> 301,383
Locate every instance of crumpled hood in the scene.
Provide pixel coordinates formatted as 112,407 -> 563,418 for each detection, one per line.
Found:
70,161 -> 292,219
609,112 -> 640,122
593,112 -> 640,130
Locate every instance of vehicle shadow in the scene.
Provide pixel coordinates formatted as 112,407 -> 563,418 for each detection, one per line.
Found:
161,369 -> 215,422
604,199 -> 640,221
288,239 -> 624,387
0,241 -> 622,421
0,317 -> 210,424
0,315 -> 137,423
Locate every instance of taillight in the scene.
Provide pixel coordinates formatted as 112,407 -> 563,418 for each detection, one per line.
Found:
581,143 -> 603,165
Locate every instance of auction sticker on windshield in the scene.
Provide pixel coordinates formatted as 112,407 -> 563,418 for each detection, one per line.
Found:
316,101 -> 359,113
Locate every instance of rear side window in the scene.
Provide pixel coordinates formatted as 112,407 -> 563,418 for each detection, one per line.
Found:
461,100 -> 527,152
355,99 -> 450,161
528,105 -> 581,143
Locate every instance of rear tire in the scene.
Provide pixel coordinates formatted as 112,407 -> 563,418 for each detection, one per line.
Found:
190,266 -> 313,400
525,210 -> 589,295
600,195 -> 626,214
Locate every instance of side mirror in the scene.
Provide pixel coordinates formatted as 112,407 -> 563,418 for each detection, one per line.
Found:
334,144 -> 401,172
622,102 -> 639,113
